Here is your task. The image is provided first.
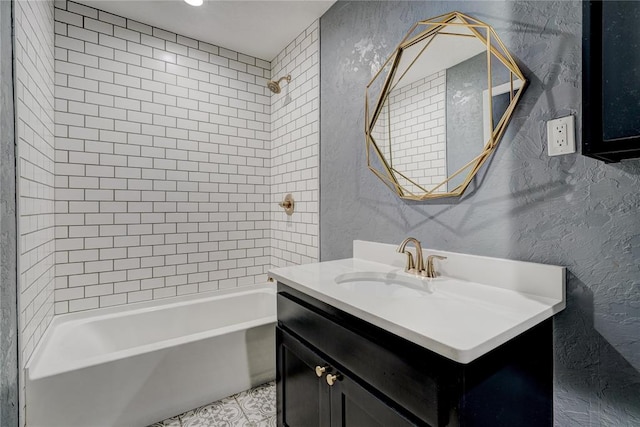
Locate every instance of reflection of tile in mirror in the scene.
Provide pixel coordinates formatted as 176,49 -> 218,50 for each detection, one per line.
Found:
387,70 -> 448,194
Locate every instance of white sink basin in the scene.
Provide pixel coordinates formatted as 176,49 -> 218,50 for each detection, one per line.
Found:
334,272 -> 437,297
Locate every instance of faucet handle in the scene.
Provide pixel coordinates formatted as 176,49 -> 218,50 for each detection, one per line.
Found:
401,250 -> 416,272
425,255 -> 447,278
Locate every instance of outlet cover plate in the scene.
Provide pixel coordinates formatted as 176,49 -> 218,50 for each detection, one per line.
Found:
547,115 -> 576,156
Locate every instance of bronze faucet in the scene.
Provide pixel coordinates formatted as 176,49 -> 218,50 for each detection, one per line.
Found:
397,237 -> 425,274
397,238 -> 447,278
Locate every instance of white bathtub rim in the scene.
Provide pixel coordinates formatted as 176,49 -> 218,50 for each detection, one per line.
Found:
42,283 -> 274,331
51,282 -> 274,324
27,283 -> 275,380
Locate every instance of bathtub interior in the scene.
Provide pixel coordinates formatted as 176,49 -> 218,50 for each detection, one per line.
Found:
27,323 -> 276,427
25,284 -> 277,427
27,284 -> 276,379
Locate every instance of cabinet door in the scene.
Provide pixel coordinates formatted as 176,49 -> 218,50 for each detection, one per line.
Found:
328,371 -> 419,427
277,327 -> 331,427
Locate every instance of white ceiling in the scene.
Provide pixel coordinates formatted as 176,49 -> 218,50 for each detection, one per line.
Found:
79,0 -> 335,61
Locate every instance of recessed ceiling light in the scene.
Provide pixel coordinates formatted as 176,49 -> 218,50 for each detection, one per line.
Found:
184,0 -> 203,6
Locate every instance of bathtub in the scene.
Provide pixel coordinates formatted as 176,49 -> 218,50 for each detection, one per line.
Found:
26,284 -> 276,427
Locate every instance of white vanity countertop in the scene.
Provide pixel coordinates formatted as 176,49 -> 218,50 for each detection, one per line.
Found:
268,241 -> 566,364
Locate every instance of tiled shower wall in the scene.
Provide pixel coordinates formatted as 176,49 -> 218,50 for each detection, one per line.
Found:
14,0 -> 56,366
53,1 -> 272,313
270,21 -> 319,268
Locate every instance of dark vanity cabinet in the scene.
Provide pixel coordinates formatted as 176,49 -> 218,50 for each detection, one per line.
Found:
276,284 -> 554,427
278,328 -> 415,427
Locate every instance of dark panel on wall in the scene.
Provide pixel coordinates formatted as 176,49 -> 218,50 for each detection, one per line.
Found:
582,1 -> 640,162
602,1 -> 640,141
0,0 -> 19,425
320,1 -> 640,425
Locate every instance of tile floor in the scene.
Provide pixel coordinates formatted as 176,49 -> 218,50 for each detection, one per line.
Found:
150,381 -> 276,427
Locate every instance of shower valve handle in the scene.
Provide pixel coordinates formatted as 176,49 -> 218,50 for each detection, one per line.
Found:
278,194 -> 294,215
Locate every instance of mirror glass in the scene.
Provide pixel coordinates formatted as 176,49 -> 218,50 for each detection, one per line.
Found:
365,13 -> 526,200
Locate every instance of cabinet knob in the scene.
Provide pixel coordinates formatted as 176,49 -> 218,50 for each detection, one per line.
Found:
315,365 -> 329,377
326,373 -> 342,386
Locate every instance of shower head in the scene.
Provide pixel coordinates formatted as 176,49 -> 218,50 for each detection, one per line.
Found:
267,75 -> 291,94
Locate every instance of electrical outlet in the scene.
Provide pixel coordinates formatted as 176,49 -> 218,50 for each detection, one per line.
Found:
547,115 -> 576,156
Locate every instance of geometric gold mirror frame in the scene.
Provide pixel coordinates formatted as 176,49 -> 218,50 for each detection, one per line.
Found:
365,11 -> 527,200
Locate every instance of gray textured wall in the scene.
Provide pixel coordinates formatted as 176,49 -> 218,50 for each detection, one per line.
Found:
0,0 -> 19,425
320,1 -> 640,425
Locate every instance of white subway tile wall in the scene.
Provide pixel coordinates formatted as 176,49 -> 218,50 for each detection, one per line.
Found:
270,21 -> 319,267
14,0 -> 56,366
53,1 -> 274,313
